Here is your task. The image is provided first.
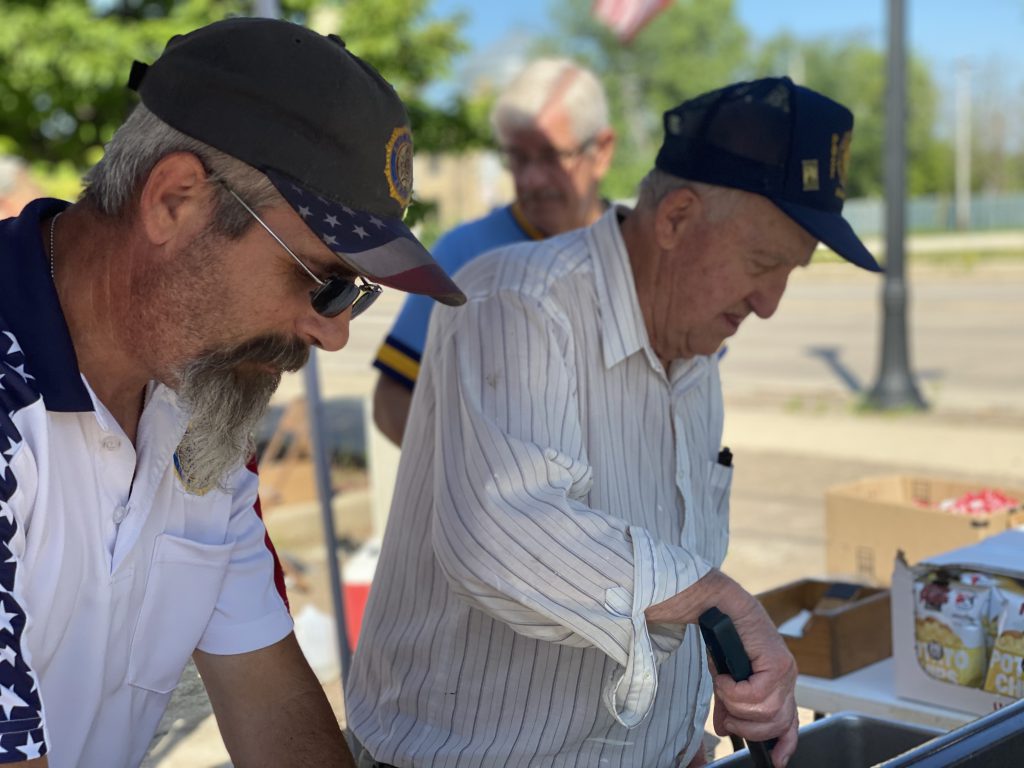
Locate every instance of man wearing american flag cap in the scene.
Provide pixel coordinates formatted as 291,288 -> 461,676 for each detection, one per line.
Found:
0,16 -> 463,767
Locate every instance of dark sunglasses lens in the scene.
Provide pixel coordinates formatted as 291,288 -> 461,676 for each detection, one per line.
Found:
350,286 -> 381,319
311,278 -> 359,318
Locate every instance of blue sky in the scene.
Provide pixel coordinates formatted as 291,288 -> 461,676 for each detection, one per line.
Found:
429,0 -> 1024,101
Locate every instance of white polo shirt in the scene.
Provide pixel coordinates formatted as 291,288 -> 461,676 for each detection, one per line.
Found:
0,199 -> 294,766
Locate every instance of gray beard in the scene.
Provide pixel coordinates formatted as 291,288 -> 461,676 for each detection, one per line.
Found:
174,335 -> 309,494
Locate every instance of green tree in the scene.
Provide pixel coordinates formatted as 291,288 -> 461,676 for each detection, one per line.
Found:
751,34 -> 953,197
544,0 -> 749,199
0,0 -> 485,192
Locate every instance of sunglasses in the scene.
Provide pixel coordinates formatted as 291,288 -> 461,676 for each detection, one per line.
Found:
223,184 -> 382,319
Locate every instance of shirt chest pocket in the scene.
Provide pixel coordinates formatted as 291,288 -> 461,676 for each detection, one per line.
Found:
700,459 -> 733,567
128,533 -> 234,694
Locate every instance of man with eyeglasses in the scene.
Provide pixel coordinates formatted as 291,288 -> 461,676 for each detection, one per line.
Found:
372,57 -> 615,445
0,18 -> 464,767
346,78 -> 883,768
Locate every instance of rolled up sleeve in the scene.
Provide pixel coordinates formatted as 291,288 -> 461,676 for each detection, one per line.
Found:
429,291 -> 711,727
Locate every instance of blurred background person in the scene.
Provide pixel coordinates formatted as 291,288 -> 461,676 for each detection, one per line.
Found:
0,156 -> 43,219
371,57 -> 616,445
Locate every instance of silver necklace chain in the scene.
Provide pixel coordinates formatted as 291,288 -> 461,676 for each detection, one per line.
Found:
49,211 -> 62,281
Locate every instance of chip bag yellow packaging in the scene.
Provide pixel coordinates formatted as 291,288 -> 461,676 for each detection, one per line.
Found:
914,577 -> 989,688
960,572 -> 1006,654
984,590 -> 1024,698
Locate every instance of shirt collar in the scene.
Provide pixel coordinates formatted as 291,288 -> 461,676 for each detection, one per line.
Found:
587,205 -> 662,371
508,202 -> 546,241
0,198 -> 93,411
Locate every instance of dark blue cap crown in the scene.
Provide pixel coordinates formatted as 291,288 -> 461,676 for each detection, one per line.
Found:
655,76 -> 881,272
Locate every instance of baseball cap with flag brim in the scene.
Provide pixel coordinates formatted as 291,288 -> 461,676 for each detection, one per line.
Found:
263,169 -> 463,301
127,17 -> 466,306
654,76 -> 882,273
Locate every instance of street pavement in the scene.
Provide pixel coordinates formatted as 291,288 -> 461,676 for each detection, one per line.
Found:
148,253 -> 1024,766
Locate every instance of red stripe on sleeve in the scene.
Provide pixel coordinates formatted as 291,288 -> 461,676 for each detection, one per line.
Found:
246,454 -> 290,613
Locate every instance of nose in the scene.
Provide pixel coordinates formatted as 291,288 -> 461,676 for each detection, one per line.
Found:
514,160 -> 552,192
748,271 -> 790,320
298,307 -> 351,352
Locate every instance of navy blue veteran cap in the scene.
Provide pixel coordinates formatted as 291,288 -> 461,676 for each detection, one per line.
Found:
655,76 -> 881,272
128,17 -> 466,305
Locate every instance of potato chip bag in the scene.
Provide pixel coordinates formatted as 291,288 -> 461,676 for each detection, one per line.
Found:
984,590 -> 1024,698
960,571 -> 1006,655
914,577 -> 988,688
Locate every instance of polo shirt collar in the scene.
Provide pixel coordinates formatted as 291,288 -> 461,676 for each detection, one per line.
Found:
0,198 -> 92,411
588,205 -> 662,372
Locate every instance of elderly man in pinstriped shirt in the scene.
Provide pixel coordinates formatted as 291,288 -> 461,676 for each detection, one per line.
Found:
346,78 -> 882,768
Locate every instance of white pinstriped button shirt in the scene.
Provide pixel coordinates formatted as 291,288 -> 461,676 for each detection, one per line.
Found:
346,207 -> 732,768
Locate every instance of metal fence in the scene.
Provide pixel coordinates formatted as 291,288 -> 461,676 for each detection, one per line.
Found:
844,192 -> 1024,236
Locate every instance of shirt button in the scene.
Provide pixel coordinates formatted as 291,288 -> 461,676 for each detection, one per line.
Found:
101,436 -> 121,451
112,505 -> 128,524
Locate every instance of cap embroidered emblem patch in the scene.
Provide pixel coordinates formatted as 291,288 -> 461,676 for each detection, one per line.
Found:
385,126 -> 413,208
801,159 -> 820,191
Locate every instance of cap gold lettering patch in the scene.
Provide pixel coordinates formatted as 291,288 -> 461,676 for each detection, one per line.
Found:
835,130 -> 852,199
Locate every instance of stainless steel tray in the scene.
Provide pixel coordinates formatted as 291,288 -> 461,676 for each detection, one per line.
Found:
880,696 -> 1024,767
709,712 -> 942,767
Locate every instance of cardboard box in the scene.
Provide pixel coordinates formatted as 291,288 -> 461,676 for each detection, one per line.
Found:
826,475 -> 1024,585
757,579 -> 892,678
891,530 -> 1024,716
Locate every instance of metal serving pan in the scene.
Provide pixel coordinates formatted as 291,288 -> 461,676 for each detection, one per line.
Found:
709,712 -> 941,767
879,696 -> 1024,767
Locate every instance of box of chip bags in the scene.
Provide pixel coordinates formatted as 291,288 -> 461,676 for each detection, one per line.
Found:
892,529 -> 1024,716
984,582 -> 1024,698
913,577 -> 989,688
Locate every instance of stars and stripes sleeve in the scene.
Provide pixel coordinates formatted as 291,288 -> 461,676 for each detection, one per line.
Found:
427,291 -> 712,727
0,338 -> 49,761
196,458 -> 293,655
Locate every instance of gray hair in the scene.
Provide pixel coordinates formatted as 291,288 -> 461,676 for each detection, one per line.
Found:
635,168 -> 745,223
490,58 -> 610,145
82,104 -> 281,239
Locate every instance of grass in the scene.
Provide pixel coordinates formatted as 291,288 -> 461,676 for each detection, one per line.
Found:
813,241 -> 1024,270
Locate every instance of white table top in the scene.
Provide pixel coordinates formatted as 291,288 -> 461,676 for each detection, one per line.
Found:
795,657 -> 978,732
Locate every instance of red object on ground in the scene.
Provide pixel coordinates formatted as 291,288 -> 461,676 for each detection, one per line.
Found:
342,541 -> 380,650
938,489 -> 1019,516
343,581 -> 372,650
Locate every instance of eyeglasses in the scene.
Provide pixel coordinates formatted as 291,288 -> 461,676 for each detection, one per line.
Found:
224,185 -> 382,319
497,137 -> 596,172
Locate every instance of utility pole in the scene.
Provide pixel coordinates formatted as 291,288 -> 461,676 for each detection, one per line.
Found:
954,59 -> 972,231
252,0 -> 280,16
866,0 -> 927,410
250,0 -> 356,697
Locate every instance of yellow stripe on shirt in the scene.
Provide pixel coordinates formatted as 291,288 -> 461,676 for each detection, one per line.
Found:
509,202 -> 546,241
376,342 -> 421,384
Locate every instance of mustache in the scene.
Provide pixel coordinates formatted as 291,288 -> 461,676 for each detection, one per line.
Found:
194,335 -> 310,374
518,189 -> 565,205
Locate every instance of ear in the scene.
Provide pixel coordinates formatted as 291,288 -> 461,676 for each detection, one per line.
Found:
653,187 -> 700,251
591,128 -> 616,180
137,152 -> 213,247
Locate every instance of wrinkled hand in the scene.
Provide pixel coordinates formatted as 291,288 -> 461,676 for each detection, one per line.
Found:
708,598 -> 798,768
646,570 -> 799,768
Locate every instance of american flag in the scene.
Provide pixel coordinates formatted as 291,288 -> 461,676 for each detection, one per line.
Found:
592,0 -> 674,43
